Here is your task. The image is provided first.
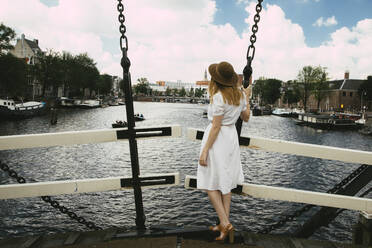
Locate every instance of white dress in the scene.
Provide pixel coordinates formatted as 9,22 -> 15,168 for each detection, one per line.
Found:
197,92 -> 246,195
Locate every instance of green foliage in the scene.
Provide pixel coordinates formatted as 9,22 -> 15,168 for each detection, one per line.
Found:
165,86 -> 172,96
172,88 -> 179,96
253,78 -> 282,105
32,50 -> 64,97
133,77 -> 151,95
283,82 -> 301,106
312,71 -> 329,111
195,88 -> 205,98
98,74 -> 113,95
296,65 -> 328,112
188,87 -> 194,97
179,87 -> 186,97
0,23 -> 16,54
0,53 -> 28,97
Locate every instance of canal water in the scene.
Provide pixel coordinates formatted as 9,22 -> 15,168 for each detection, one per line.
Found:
0,102 -> 371,243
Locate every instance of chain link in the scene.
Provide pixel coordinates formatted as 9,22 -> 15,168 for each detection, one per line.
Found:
257,164 -> 368,234
246,0 -> 263,61
117,0 -> 131,73
0,161 -> 101,230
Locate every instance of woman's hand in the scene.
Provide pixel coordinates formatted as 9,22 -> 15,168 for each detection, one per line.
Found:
244,85 -> 252,98
199,149 -> 208,166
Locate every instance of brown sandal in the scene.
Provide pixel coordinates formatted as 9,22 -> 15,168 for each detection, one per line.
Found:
215,223 -> 234,243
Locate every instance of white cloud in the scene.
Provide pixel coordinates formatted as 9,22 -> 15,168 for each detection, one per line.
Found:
313,16 -> 338,27
0,1 -> 370,84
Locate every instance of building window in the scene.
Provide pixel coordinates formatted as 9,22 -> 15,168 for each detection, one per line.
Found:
350,92 -> 353,97
343,92 -> 346,97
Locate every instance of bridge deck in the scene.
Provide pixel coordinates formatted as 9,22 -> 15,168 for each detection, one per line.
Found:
0,227 -> 366,248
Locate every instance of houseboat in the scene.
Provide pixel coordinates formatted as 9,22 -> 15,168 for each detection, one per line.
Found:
297,113 -> 361,130
0,99 -> 46,119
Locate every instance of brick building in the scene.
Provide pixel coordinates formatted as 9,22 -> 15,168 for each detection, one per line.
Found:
307,72 -> 365,112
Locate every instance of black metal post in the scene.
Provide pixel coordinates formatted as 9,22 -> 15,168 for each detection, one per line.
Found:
121,53 -> 146,230
235,58 -> 252,137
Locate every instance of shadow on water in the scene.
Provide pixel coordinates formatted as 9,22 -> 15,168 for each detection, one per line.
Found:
1,102 -> 371,242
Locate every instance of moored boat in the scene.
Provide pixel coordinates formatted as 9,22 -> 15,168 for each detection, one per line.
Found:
272,108 -> 291,117
78,99 -> 102,108
0,99 -> 46,119
297,113 -> 361,130
112,120 -> 128,128
134,113 -> 145,121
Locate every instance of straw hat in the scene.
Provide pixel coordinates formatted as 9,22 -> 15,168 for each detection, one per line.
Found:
208,61 -> 238,87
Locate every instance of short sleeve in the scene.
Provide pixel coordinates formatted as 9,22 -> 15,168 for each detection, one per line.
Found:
241,91 -> 247,111
212,93 -> 225,116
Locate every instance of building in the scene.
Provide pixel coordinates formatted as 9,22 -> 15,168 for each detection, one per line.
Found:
156,80 -> 193,90
307,71 -> 366,112
195,70 -> 209,90
10,34 -> 44,98
10,34 -> 41,65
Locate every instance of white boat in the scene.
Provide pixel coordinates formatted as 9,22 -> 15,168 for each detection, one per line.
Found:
0,99 -> 46,119
78,99 -> 102,108
272,108 -> 291,117
58,97 -> 75,107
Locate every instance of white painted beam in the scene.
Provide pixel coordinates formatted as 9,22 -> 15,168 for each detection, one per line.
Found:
185,175 -> 372,212
186,128 -> 372,165
0,172 -> 180,199
0,125 -> 182,151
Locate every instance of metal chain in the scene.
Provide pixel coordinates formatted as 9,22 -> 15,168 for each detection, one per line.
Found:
246,0 -> 263,62
241,0 -> 263,90
117,0 -> 131,73
0,161 -> 101,230
257,164 -> 368,234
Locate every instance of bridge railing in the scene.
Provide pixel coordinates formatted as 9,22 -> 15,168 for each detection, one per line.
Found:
185,128 -> 372,216
1,126 -> 371,215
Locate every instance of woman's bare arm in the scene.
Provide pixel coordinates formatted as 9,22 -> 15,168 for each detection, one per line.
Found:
199,115 -> 223,166
240,86 -> 251,122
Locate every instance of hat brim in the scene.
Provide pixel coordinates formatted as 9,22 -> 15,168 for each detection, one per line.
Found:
208,63 -> 238,86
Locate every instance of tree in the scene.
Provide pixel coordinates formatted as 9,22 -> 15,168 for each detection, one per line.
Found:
312,71 -> 329,111
0,53 -> 28,98
195,88 -> 205,98
133,77 -> 150,95
283,82 -> 301,107
253,77 -> 282,105
188,87 -> 194,97
296,65 -> 327,112
32,50 -> 64,97
172,88 -> 179,96
179,87 -> 186,97
0,23 -> 16,55
98,74 -> 113,95
165,86 -> 172,96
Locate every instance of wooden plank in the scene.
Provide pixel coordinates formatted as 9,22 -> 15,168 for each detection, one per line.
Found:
0,125 -> 182,151
0,172 -> 179,199
64,233 -> 81,245
103,229 -> 117,242
21,236 -> 41,248
249,136 -> 372,166
187,128 -> 372,165
185,175 -> 372,212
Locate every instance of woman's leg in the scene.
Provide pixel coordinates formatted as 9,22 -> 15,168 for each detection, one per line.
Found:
207,190 -> 229,227
221,193 -> 231,220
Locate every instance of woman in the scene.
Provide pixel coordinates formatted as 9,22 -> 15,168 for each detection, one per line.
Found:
197,61 -> 251,243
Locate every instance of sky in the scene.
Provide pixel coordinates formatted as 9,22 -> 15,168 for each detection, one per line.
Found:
1,0 -> 372,84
